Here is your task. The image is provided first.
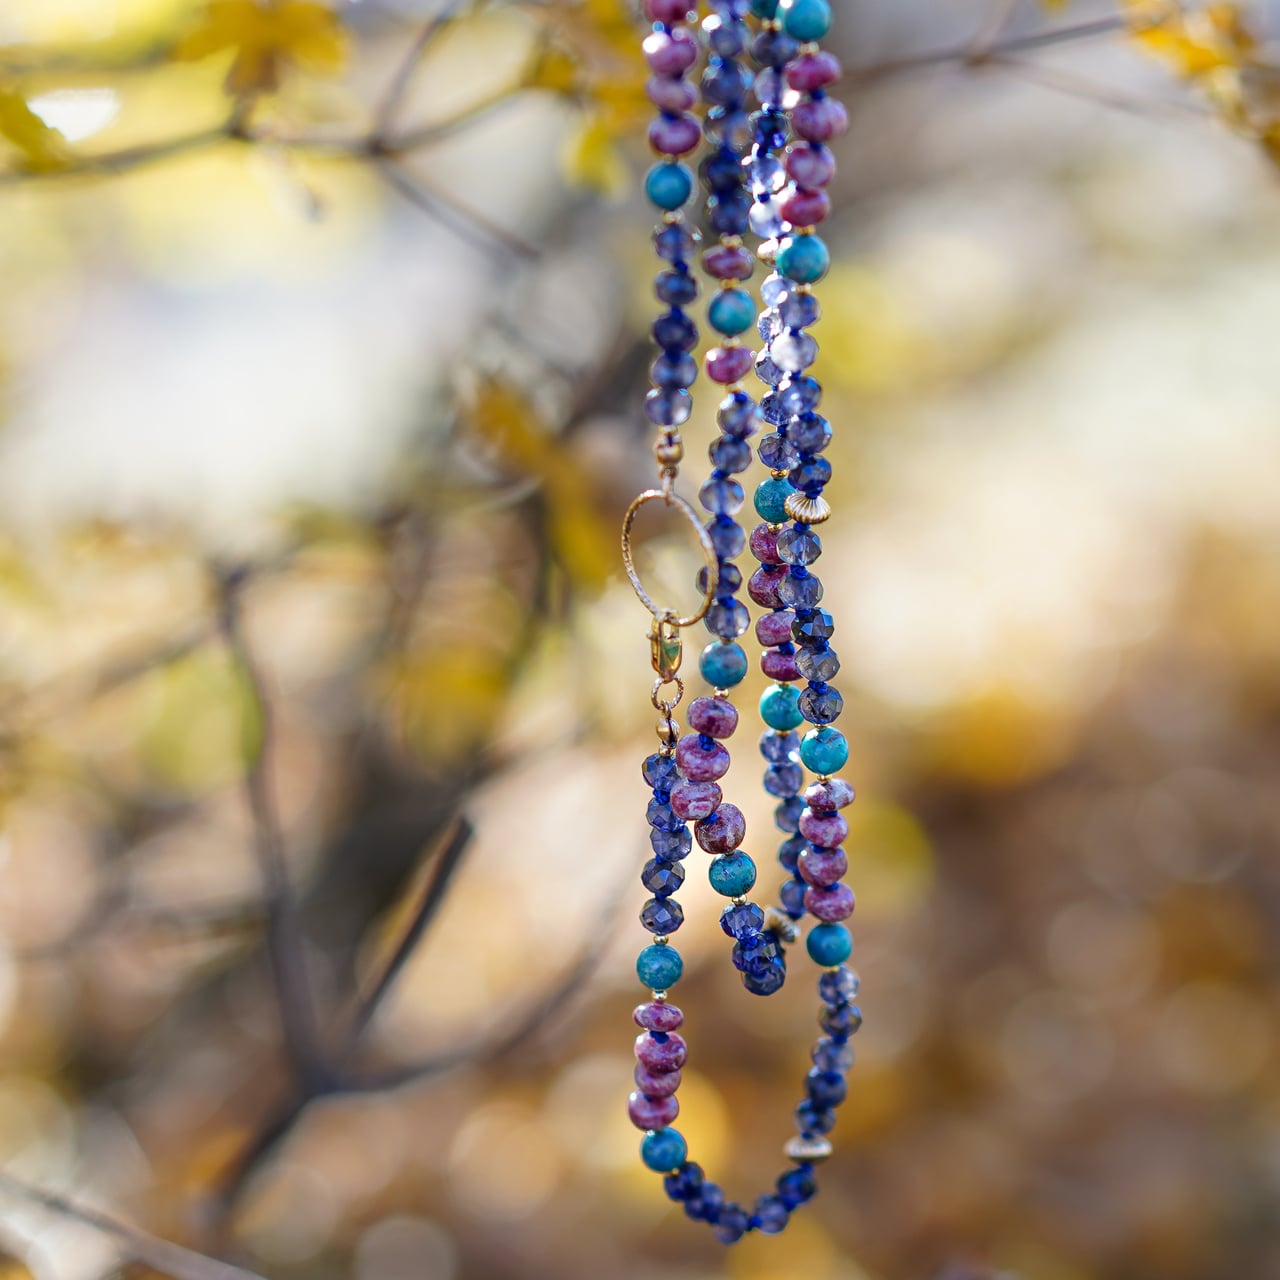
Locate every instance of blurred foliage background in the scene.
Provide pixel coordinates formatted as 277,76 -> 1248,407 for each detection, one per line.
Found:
0,1 -> 1279,1278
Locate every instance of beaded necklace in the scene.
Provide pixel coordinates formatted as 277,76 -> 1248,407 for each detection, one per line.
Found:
622,0 -> 856,1243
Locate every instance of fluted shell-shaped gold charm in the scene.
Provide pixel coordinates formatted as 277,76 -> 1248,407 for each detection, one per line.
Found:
763,905 -> 802,944
784,492 -> 832,525
785,1135 -> 834,1163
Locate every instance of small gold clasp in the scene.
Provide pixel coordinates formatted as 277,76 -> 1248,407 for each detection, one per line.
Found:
649,614 -> 682,682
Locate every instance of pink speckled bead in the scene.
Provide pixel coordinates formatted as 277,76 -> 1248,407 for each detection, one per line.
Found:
688,695 -> 739,739
756,609 -> 794,647
749,522 -> 781,564
798,846 -> 848,887
635,1064 -> 682,1097
646,76 -> 697,113
670,778 -> 722,821
762,648 -> 800,682
786,51 -> 843,93
780,187 -> 830,228
799,808 -> 849,848
707,345 -> 754,384
629,1090 -> 679,1130
804,777 -> 856,812
676,733 -> 731,782
804,882 -> 856,923
643,29 -> 698,78
635,1031 -> 688,1073
749,564 -> 788,608
786,143 -> 837,189
792,97 -> 849,143
649,113 -> 701,156
704,244 -> 754,280
644,0 -> 690,23
695,802 -> 746,853
634,1001 -> 684,1033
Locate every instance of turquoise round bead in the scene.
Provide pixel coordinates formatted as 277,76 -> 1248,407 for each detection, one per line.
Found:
807,922 -> 852,967
754,476 -> 795,523
700,640 -> 748,688
751,0 -> 780,17
760,683 -> 804,731
645,162 -> 693,212
709,851 -> 758,897
776,234 -> 831,285
636,943 -> 683,990
708,288 -> 757,337
800,726 -> 849,775
640,1127 -> 688,1172
780,0 -> 832,42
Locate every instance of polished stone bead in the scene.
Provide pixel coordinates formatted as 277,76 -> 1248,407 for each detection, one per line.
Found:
629,1090 -> 679,1130
635,1063 -> 682,1097
780,0 -> 831,39
806,1067 -> 847,1109
699,148 -> 742,194
779,876 -> 808,917
707,345 -> 754,385
778,289 -> 822,331
781,186 -> 831,228
805,776 -> 855,812
806,921 -> 853,966
792,607 -> 835,643
655,268 -> 698,307
649,113 -> 702,157
799,807 -> 848,847
798,846 -> 846,887
642,752 -> 679,792
708,288 -> 756,337
763,761 -> 804,798
637,944 -> 685,990
796,643 -> 840,683
756,609 -> 795,647
634,1000 -> 685,1032
686,1179 -> 725,1221
754,475 -> 795,523
698,475 -> 745,517
758,431 -> 799,471
820,1002 -> 863,1036
787,50 -> 842,91
795,1100 -> 837,1136
643,28 -> 698,77
664,1160 -> 704,1202
772,330 -> 819,372
777,233 -> 830,285
720,900 -> 765,938
688,695 -> 738,740
799,683 -> 843,725
749,521 -> 780,564
699,640 -> 748,688
709,436 -> 752,473
706,598 -> 750,639
801,726 -> 848,775
698,561 -> 741,596
644,388 -> 692,427
754,1194 -> 790,1234
777,526 -> 822,565
760,389 -> 789,427
676,733 -> 731,781
670,778 -> 722,821
818,966 -> 860,1007
650,826 -> 693,859
695,802 -> 746,853
776,1165 -> 817,1209
704,106 -> 752,151
704,13 -> 746,58
779,832 -> 807,869
813,1036 -> 854,1073
805,882 -> 854,922
791,456 -> 833,491
709,850 -> 757,896
778,570 -> 824,610
792,96 -> 849,143
646,797 -> 685,832
748,564 -> 788,609
646,73 -> 697,114
759,728 -> 799,763
716,391 -> 759,438
640,1127 -> 688,1173
750,0 -> 779,16
645,0 -> 692,21
652,310 -> 698,352
645,161 -> 694,211
651,351 -> 697,391
642,858 -> 685,899
653,223 -> 696,266
762,648 -> 801,682
779,375 -> 822,415
714,1204 -> 750,1244
706,515 -> 746,559
786,143 -> 836,191
703,244 -> 755,280
708,191 -> 752,237
743,957 -> 787,996
642,893 -> 685,933
775,795 -> 805,833
760,682 -> 803,731
635,1030 -> 688,1073
702,58 -> 753,107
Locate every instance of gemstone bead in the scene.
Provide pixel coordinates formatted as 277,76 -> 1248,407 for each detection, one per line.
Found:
644,388 -> 692,427
714,1204 -> 750,1244
777,527 -> 822,566
760,728 -> 799,763
760,682 -> 803,731
637,944 -> 685,990
646,798 -> 684,832
774,795 -> 804,833
698,475 -> 745,515
750,0 -> 779,17
761,648 -> 801,682
676,733 -> 732,781
805,1067 -> 847,1109
780,187 -> 830,228
653,310 -> 698,352
651,351 -> 698,390
772,330 -> 819,372
708,288 -> 757,336
650,826 -> 692,858
645,162 -> 694,211
754,1194 -> 790,1234
635,1030 -> 689,1073
778,571 -> 824,609
684,696 -> 735,739
720,900 -> 766,938
664,1161 -> 704,1201
695,802 -> 746,853
706,516 -> 747,559
706,345 -> 754,384
813,1036 -> 854,1072
799,808 -> 848,846
641,1127 -> 688,1173
749,521 -> 781,563
791,456 -> 832,491
756,609 -> 794,646
820,1003 -> 863,1036
743,957 -> 787,996
645,0 -> 692,22
710,437 -> 752,473
699,640 -> 748,687
800,726 -> 848,774
704,14 -> 746,58
799,684 -> 843,726
805,882 -> 855,922
748,564 -> 788,608
702,59 -> 753,107
654,223 -> 697,263
779,876 -> 808,917
780,0 -> 832,40
754,475 -> 795,522
641,895 -> 685,933
709,850 -> 757,896
786,145 -> 836,192
642,752 -> 679,791
779,375 -> 822,414
776,1166 -> 817,1209
804,776 -> 855,812
763,761 -> 804,797
706,599 -> 750,639
792,607 -> 835,643
776,234 -> 830,285
646,74 -> 698,114
758,432 -> 799,471
796,644 -> 840,682
779,832 -> 807,868
686,1179 -> 726,1221
703,244 -> 755,280
792,96 -> 849,143
649,114 -> 702,157
634,1001 -> 685,1032
635,1063 -> 682,1097
717,392 -> 758,437
786,50 -> 842,91
798,847 -> 847,887
806,922 -> 853,967
818,967 -> 860,1006
643,29 -> 698,77
629,1091 -> 679,1130
795,1100 -> 836,1136
655,269 -> 699,306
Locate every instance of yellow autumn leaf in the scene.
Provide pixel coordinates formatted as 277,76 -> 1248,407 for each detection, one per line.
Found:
561,111 -> 628,194
0,89 -> 67,172
175,0 -> 347,96
527,42 -> 583,96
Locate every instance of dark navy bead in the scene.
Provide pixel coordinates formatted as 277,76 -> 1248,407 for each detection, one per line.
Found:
776,1166 -> 817,1209
796,643 -> 840,682
664,1161 -> 705,1202
752,29 -> 799,68
650,826 -> 693,859
647,798 -> 686,832
641,858 -> 685,896
759,729 -> 799,763
813,1036 -> 854,1073
686,1180 -> 726,1223
819,966 -> 861,1007
758,432 -> 799,471
698,561 -> 742,595
759,391 -> 789,427
791,456 -> 833,492
779,877 -> 808,917
655,269 -> 699,307
743,959 -> 786,995
700,148 -> 743,194
806,1068 -> 847,1109
778,571 -> 824,609
705,16 -> 746,58
714,1203 -> 751,1244
717,391 -> 759,438
706,599 -> 750,639
795,1100 -> 838,1136
789,412 -> 831,454
709,192 -> 752,236
754,1193 -> 790,1234
732,931 -> 781,973
706,516 -> 746,559
799,684 -> 843,725
763,761 -> 804,798
793,608 -> 835,643
651,352 -> 698,391
704,107 -> 751,150
709,437 -> 752,473
778,375 -> 822,416
652,310 -> 697,353
820,1003 -> 863,1036
776,526 -> 822,566
720,901 -> 766,938
778,289 -> 821,330
754,350 -> 785,387
778,832 -> 807,870
642,752 -> 679,791
641,896 -> 685,934
775,795 -> 805,832
653,223 -> 697,264
702,59 -> 753,107
644,388 -> 692,427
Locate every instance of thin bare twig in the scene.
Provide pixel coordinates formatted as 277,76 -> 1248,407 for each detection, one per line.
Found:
372,0 -> 474,141
0,1171 -> 267,1280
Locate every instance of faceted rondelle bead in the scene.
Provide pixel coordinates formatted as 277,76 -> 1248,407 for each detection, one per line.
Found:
792,607 -> 835,644
720,900 -> 766,938
636,943 -> 685,990
699,475 -> 745,516
754,475 -> 795,523
642,752 -> 679,791
664,1161 -> 705,1202
804,882 -> 855,922
641,896 -> 685,933
635,1064 -> 682,1097
813,1036 -> 855,1073
776,233 -> 831,285
760,728 -> 799,763
645,388 -> 692,427
760,682 -> 804,731
699,640 -> 748,688
655,269 -> 699,306
675,733 -> 732,781
629,1091 -> 679,1131
779,289 -> 822,331
710,437 -> 753,474
756,609 -> 795,647
755,1194 -> 791,1234
706,345 -> 755,384
806,1067 -> 847,1109
650,826 -> 692,858
651,351 -> 698,390
775,795 -> 805,832
706,598 -> 750,639
779,0 -> 832,42
778,571 -> 823,609
777,526 -> 822,566
641,1127 -> 689,1173
818,966 -> 860,1006
795,644 -> 840,683
806,922 -> 853,967
777,1166 -> 818,1209
641,858 -> 685,895
795,1100 -> 836,1136
714,1205 -> 751,1244
695,803 -> 747,853
800,726 -> 849,775
804,776 -> 856,812
764,761 -> 804,797
709,288 -> 757,336
634,1001 -> 685,1032
799,808 -> 848,847
635,1031 -> 689,1073
706,517 -> 746,559
758,432 -> 799,472
688,695 -> 739,739
709,850 -> 758,896
798,847 -> 847,887
653,310 -> 698,352
779,375 -> 822,415
645,162 -> 694,211
820,1003 -> 863,1036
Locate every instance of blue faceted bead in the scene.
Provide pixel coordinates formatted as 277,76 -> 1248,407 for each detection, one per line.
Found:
654,224 -> 696,264
700,641 -> 748,688
742,956 -> 786,995
646,798 -> 685,833
645,162 -> 693,211
717,391 -> 759,438
754,1194 -> 790,1234
771,330 -> 818,373
636,944 -> 684,991
664,1161 -> 704,1202
789,412 -> 832,453
778,376 -> 822,416
706,515 -> 746,559
721,901 -> 766,938
778,289 -> 821,330
763,761 -> 804,798
641,896 -> 684,934
714,1203 -> 750,1244
779,876 -> 808,917
778,570 -> 824,609
759,391 -> 789,427
760,273 -> 788,308
795,1100 -> 837,1136
651,351 -> 698,391
709,437 -> 752,473
760,729 -> 799,764
641,858 -> 685,896
806,1068 -> 847,1109
703,59 -> 753,107
706,599 -> 750,639
791,456 -> 833,492
749,197 -> 786,241
780,0 -> 832,42
709,851 -> 757,897
642,752 -> 679,791
640,1127 -> 688,1172
792,607 -> 835,644
758,432 -> 799,471
652,310 -> 697,353
644,388 -> 692,428
796,643 -> 840,683
777,526 -> 822,565
820,1003 -> 863,1036
686,1180 -> 725,1222
655,269 -> 699,307
709,191 -> 752,237
749,153 -> 785,196
704,107 -> 751,151
806,920 -> 853,966
819,966 -> 861,1007
754,350 -> 785,387
704,15 -> 746,58
754,476 -> 795,523
699,476 -> 745,517
801,727 -> 849,776
779,832 -> 807,870
813,1036 -> 855,1073
775,795 -> 805,832
698,561 -> 742,596
776,1166 -> 817,1209
799,684 -> 843,725
650,826 -> 692,858
701,149 -> 743,194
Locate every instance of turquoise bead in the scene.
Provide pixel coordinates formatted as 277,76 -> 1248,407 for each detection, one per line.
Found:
754,476 -> 795,523
700,641 -> 748,688
751,0 -> 780,16
636,943 -> 683,990
708,288 -> 757,337
709,851 -> 757,897
776,234 -> 831,285
641,1127 -> 688,1172
800,726 -> 849,775
780,0 -> 832,42
645,162 -> 693,212
807,922 -> 852,967
760,683 -> 804,731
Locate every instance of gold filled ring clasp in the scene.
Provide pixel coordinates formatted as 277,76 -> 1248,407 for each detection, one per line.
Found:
621,487 -> 719,628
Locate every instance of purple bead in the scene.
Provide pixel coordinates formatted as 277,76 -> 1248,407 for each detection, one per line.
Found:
818,967 -> 859,1007
792,97 -> 849,143
779,876 -> 808,917
804,776 -> 856,812
749,522 -> 780,564
761,648 -> 800,681
644,0 -> 691,21
756,609 -> 795,646
703,244 -> 754,281
780,186 -> 830,227
706,345 -> 755,384
799,808 -> 849,847
764,761 -> 804,798
634,1001 -> 685,1032
649,113 -> 702,157
805,882 -> 855,922
786,51 -> 843,92
748,564 -> 788,608
676,734 -> 731,782
688,695 -> 739,739
775,795 -> 804,832
646,76 -> 697,113
636,1031 -> 688,1073
635,1063 -> 682,1097
695,802 -> 746,853
629,1090 -> 679,1130
813,1036 -> 854,1072
670,778 -> 722,821
786,143 -> 836,189
760,729 -> 799,763
799,846 -> 847,887
644,29 -> 698,77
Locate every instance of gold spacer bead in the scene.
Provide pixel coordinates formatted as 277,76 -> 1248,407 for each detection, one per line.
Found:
784,1135 -> 834,1163
655,439 -> 684,467
784,492 -> 832,525
770,470 -> 788,480
653,935 -> 670,946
